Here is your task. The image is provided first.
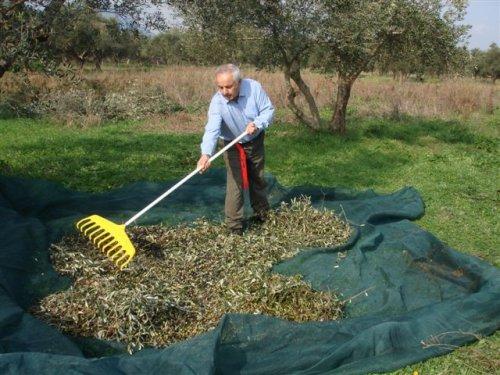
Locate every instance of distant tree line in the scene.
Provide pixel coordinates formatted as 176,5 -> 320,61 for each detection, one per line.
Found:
11,9 -> 496,83
0,0 -> 163,77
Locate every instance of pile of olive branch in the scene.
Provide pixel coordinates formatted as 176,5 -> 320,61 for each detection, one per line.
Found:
32,197 -> 351,353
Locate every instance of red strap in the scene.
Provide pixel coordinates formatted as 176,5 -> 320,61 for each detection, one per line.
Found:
235,143 -> 249,190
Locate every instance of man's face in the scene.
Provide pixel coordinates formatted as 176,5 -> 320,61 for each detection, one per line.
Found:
216,72 -> 240,101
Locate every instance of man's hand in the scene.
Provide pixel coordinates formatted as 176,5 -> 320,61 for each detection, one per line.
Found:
246,122 -> 258,135
197,154 -> 211,173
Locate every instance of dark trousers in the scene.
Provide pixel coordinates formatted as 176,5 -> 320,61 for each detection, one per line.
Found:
223,131 -> 269,230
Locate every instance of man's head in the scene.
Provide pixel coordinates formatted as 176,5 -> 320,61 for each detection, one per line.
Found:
215,64 -> 241,101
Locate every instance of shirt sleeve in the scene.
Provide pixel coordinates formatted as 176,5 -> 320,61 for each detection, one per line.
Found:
200,97 -> 222,156
252,83 -> 275,130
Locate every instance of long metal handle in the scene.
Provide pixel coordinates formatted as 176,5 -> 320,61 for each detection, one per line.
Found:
124,131 -> 248,226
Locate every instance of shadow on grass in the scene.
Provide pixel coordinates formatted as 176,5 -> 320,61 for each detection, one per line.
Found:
274,115 -> 497,150
361,116 -> 496,150
1,131 -> 202,191
267,133 -> 412,189
266,115 -> 497,188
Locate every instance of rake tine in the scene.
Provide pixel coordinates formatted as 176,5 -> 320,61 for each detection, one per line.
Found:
120,259 -> 132,270
101,238 -> 117,249
106,245 -> 121,257
102,241 -> 118,254
76,219 -> 91,230
116,254 -> 131,270
90,231 -> 110,247
107,248 -> 124,262
78,221 -> 96,233
98,236 -> 114,250
92,231 -> 111,247
96,233 -> 114,247
83,224 -> 101,237
108,247 -> 123,259
76,216 -> 92,225
89,229 -> 106,243
96,236 -> 113,249
86,228 -> 102,240
76,217 -> 88,225
110,249 -> 125,262
78,218 -> 97,231
96,233 -> 116,247
99,241 -> 115,255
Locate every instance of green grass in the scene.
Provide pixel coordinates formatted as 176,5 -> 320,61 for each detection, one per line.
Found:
0,113 -> 498,373
386,332 -> 500,375
0,118 -> 208,191
266,115 -> 499,266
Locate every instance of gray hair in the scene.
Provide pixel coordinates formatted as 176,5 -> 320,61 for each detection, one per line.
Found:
215,64 -> 242,82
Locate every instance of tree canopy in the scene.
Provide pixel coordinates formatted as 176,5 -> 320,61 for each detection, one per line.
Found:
168,0 -> 469,133
0,0 -> 167,77
471,43 -> 500,83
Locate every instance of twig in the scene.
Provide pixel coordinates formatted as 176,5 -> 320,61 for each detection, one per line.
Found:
341,286 -> 375,304
421,330 -> 483,349
339,203 -> 365,228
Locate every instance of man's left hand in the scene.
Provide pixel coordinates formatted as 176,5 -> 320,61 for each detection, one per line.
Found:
246,122 -> 257,135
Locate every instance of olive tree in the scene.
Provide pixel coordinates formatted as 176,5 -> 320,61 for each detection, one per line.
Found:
317,0 -> 468,132
51,6 -> 144,70
169,0 -> 468,133
474,43 -> 500,83
169,0 -> 324,129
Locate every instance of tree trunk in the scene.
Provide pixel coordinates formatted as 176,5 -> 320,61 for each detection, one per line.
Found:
0,58 -> 13,79
283,60 -> 321,130
330,74 -> 355,134
0,64 -> 8,79
94,57 -> 102,71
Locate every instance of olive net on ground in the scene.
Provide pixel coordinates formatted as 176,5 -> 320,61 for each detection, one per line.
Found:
0,169 -> 498,374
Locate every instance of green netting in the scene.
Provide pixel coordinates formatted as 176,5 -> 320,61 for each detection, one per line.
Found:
0,169 -> 498,374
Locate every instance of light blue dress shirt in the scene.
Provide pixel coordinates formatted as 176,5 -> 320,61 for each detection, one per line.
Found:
200,78 -> 275,156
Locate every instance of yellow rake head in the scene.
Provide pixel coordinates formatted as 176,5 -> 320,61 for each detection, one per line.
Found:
76,215 -> 136,270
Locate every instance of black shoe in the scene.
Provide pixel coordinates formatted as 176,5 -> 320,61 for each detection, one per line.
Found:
228,227 -> 243,236
250,211 -> 268,224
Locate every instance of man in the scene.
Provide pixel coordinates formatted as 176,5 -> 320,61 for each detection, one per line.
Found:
197,64 -> 275,235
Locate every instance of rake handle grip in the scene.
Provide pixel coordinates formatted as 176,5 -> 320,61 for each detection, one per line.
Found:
124,131 -> 248,226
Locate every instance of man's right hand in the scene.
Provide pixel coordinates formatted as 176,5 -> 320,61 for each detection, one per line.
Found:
197,154 -> 211,173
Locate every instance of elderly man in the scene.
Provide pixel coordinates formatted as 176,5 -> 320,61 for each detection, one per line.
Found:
197,64 -> 275,235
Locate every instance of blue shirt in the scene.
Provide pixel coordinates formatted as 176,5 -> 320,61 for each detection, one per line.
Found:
200,78 -> 275,156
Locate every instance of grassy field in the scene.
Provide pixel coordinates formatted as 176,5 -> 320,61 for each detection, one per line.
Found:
0,74 -> 498,373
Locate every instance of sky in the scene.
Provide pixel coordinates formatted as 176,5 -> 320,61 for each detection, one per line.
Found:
463,0 -> 500,49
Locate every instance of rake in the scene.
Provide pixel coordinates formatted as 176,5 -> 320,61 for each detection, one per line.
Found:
76,131 -> 248,270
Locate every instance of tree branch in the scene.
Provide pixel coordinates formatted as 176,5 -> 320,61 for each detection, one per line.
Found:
0,0 -> 28,16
